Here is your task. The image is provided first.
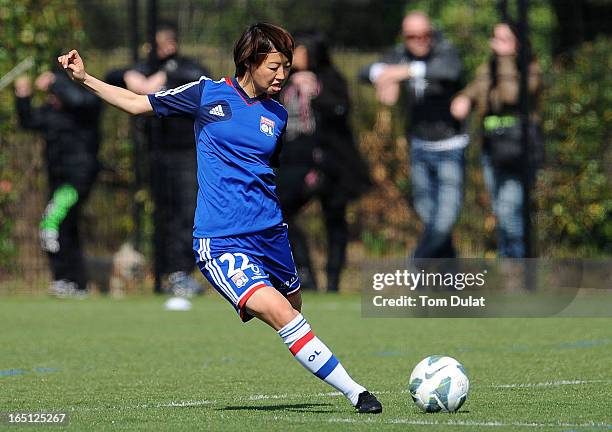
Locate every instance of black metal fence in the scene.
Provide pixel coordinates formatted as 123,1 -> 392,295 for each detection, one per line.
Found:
0,0 -> 609,294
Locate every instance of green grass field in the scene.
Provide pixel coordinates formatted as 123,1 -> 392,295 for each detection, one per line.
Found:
1,293 -> 611,431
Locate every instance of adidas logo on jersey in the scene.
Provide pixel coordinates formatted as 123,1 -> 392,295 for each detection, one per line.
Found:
209,105 -> 225,117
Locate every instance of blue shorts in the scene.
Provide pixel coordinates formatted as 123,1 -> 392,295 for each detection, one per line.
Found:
193,223 -> 301,322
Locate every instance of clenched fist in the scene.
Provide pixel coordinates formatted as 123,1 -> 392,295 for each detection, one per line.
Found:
57,50 -> 86,82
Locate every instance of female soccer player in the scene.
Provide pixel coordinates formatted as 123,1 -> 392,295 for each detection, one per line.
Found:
58,23 -> 382,414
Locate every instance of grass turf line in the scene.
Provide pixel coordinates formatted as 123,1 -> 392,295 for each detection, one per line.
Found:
1,294 -> 611,431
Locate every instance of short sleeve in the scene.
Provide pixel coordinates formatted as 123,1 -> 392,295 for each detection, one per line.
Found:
148,76 -> 207,118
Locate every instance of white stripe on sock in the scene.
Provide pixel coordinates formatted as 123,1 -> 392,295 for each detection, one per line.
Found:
277,315 -> 366,406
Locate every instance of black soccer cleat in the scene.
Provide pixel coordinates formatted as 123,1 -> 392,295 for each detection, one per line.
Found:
355,391 -> 383,414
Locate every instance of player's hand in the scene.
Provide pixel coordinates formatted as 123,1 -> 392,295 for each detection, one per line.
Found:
34,71 -> 56,92
57,50 -> 86,83
14,76 -> 32,97
450,95 -> 472,120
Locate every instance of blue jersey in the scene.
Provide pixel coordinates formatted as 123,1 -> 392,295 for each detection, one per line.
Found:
148,77 -> 287,238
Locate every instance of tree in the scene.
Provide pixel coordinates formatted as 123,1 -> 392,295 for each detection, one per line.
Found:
550,0 -> 612,56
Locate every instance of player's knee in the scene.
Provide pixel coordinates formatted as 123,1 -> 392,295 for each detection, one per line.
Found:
284,306 -> 300,324
278,305 -> 299,327
244,286 -> 299,329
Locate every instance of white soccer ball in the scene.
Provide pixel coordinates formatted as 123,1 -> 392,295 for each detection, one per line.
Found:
408,355 -> 469,413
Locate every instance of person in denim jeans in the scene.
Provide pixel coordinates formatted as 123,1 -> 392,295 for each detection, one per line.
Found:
411,144 -> 465,258
482,153 -> 527,257
451,22 -> 541,257
360,11 -> 467,258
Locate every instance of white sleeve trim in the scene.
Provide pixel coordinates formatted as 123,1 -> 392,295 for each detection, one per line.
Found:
154,76 -> 207,97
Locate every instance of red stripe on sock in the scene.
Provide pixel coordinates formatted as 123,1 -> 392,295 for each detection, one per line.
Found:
289,331 -> 314,355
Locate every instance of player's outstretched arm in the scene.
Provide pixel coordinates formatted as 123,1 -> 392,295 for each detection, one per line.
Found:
57,50 -> 152,115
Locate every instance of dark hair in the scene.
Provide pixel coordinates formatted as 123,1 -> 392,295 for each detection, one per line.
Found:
293,31 -> 331,73
489,21 -> 534,87
233,22 -> 294,77
157,20 -> 179,42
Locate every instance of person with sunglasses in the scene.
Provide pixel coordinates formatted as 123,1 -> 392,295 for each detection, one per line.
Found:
360,11 -> 467,260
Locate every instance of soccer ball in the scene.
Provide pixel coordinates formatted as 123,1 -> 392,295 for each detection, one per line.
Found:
408,355 -> 469,413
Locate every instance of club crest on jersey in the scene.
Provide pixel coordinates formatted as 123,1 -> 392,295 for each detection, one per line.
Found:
231,270 -> 249,288
260,116 -> 275,137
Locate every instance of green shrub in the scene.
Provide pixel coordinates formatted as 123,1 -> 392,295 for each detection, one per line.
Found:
537,37 -> 612,256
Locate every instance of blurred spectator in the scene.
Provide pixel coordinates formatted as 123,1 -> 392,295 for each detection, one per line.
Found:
359,11 -> 466,259
14,65 -> 102,297
451,22 -> 542,257
107,22 -> 210,296
276,32 -> 370,292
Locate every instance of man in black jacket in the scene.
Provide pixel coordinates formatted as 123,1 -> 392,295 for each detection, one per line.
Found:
360,11 -> 467,258
15,67 -> 101,296
109,22 -> 210,296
